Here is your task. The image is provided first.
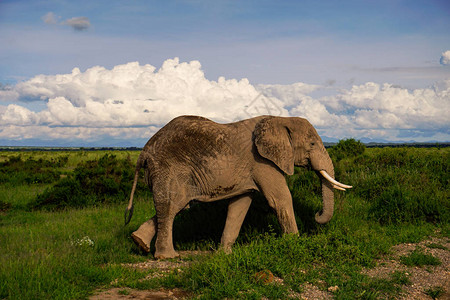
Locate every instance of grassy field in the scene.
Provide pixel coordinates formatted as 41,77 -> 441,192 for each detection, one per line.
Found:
0,144 -> 448,299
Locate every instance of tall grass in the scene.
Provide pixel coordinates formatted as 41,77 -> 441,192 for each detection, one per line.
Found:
0,145 -> 448,299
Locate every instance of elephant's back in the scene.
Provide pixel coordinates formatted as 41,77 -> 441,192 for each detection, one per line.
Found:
143,115 -> 234,159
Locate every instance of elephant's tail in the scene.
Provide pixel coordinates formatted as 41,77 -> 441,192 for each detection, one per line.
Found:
124,153 -> 146,225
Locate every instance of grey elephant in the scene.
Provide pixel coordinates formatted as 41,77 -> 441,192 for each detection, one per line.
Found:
125,115 -> 351,259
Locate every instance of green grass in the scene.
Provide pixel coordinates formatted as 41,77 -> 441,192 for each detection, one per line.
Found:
0,198 -> 154,299
425,286 -> 445,299
426,242 -> 448,250
400,248 -> 442,267
0,145 -> 449,299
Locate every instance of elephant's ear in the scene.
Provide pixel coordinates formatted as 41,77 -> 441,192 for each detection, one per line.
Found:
254,117 -> 294,175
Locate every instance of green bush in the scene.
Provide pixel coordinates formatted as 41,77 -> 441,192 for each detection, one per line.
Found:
368,184 -> 447,224
0,155 -> 67,185
347,148 -> 449,225
73,154 -> 135,198
31,154 -> 139,210
329,138 -> 366,161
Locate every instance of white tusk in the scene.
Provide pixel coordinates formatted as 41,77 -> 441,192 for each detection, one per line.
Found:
320,170 -> 353,189
333,185 -> 346,191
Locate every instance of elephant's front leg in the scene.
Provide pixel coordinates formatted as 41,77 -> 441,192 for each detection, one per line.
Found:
254,166 -> 298,234
221,194 -> 252,252
131,217 -> 156,253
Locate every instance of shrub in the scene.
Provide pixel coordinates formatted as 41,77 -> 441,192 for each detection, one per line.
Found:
31,154 -> 139,210
32,178 -> 89,210
0,155 -> 67,185
73,154 -> 135,199
329,138 -> 365,162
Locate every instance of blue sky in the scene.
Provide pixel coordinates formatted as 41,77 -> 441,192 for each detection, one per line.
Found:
0,0 -> 449,146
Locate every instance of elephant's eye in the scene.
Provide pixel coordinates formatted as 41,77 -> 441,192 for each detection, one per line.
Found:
311,142 -> 315,146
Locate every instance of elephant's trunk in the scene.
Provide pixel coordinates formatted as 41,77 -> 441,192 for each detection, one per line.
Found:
311,145 -> 336,224
315,170 -> 335,224
311,146 -> 353,223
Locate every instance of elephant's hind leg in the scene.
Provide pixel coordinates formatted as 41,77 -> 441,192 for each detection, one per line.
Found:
131,217 -> 156,253
153,190 -> 189,259
221,194 -> 252,253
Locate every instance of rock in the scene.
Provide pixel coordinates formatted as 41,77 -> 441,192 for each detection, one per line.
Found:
327,285 -> 339,292
254,270 -> 274,284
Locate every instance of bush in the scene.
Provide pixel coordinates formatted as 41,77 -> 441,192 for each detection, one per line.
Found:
368,184 -> 447,224
0,155 -> 67,185
349,148 -> 450,225
73,154 -> 135,199
31,154 -> 139,210
329,138 -> 365,162
32,178 -> 89,210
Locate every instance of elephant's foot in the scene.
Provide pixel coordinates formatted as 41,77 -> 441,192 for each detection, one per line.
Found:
131,219 -> 156,253
154,249 -> 180,260
131,232 -> 150,253
220,244 -> 233,254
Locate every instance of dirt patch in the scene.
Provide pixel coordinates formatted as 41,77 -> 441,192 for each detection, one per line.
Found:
90,287 -> 190,300
90,251 -> 209,300
298,283 -> 333,300
362,236 -> 450,299
92,237 -> 449,299
122,250 -> 211,280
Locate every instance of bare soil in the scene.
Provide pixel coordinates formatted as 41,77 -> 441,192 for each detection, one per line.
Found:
362,236 -> 449,300
90,237 -> 449,299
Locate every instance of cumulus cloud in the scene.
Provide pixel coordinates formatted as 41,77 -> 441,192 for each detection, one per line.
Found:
41,12 -> 90,31
65,17 -> 91,31
257,82 -> 320,108
0,58 -> 449,145
0,58 -> 268,127
440,50 -> 450,66
42,12 -> 58,24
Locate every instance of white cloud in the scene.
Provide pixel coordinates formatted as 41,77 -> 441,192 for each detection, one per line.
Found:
41,12 -> 90,31
0,58 -> 264,128
41,12 -> 58,24
441,50 -> 450,66
0,104 -> 38,126
257,82 -> 320,107
0,58 -> 449,144
333,81 -> 449,130
65,17 -> 90,31
0,125 -> 159,144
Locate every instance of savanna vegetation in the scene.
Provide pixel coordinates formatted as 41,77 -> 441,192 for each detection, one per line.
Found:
0,142 -> 448,299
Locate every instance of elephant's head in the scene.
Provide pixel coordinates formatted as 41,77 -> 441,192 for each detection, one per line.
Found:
254,116 -> 352,224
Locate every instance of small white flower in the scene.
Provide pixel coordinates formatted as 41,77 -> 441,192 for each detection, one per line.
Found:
71,236 -> 94,247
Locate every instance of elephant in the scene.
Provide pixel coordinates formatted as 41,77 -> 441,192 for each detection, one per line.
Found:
124,115 -> 352,259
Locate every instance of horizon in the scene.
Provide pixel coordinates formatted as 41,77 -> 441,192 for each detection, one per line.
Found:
1,139 -> 449,150
1,0 -> 449,146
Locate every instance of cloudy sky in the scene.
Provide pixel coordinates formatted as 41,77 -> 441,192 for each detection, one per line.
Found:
0,0 -> 449,146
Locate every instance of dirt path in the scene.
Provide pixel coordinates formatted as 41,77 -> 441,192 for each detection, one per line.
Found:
90,237 -> 449,299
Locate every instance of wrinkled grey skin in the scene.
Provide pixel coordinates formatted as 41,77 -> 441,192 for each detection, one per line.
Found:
126,115 -> 338,259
